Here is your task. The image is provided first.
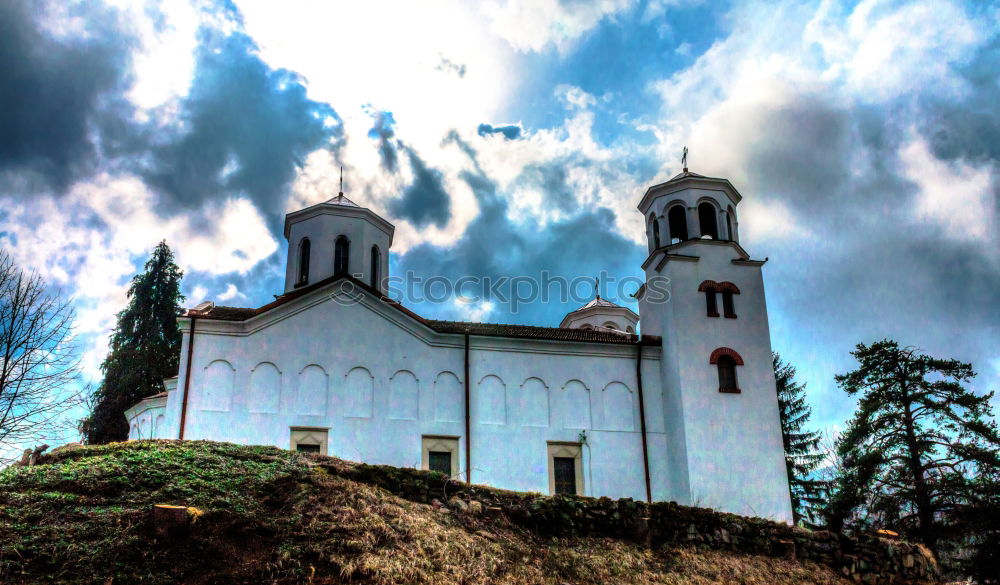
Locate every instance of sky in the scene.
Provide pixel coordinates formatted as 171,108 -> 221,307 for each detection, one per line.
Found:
0,0 -> 997,442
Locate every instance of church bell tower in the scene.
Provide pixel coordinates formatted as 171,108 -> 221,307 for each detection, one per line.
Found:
636,165 -> 793,523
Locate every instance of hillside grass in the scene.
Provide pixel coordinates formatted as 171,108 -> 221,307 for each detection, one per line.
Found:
0,440 -> 851,585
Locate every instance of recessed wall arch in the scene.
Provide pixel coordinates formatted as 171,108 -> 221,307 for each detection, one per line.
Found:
601,381 -> 634,431
476,374 -> 506,425
296,364 -> 328,415
433,371 -> 463,423
554,379 -> 591,429
512,377 -> 549,427
201,359 -> 235,412
388,369 -> 419,420
248,361 -> 281,413
343,366 -> 374,418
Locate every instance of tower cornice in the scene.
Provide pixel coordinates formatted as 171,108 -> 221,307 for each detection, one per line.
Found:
637,172 -> 743,214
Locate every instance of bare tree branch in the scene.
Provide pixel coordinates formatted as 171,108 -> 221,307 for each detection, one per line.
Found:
0,250 -> 87,464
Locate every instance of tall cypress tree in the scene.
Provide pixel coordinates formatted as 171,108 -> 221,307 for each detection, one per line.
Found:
825,339 -> 1000,553
83,241 -> 184,444
773,353 -> 824,526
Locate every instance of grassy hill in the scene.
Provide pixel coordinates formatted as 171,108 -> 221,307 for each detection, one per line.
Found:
0,440 -> 911,585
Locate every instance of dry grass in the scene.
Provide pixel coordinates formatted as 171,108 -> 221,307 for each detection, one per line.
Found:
0,441 -> 854,585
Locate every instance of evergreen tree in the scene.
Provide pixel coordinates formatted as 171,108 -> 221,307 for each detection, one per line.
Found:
82,241 -> 184,444
826,339 -> 1000,553
773,353 -> 824,526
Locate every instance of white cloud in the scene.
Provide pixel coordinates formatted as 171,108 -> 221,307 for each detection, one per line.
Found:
0,173 -> 277,380
453,297 -> 494,322
236,0 -> 515,159
556,85 -> 597,110
482,0 -> 635,53
805,0 -> 984,102
900,137 -> 996,245
217,283 -> 240,302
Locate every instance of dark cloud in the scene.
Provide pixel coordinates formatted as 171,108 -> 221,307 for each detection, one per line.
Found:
145,27 -> 343,226
367,110 -> 399,172
517,162 -> 579,213
726,64 -> 1000,423
388,148 -> 452,228
0,0 -> 343,237
0,0 -> 134,188
395,137 -> 643,325
477,123 -> 523,140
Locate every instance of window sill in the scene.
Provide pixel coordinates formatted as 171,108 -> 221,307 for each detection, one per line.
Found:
719,387 -> 741,394
293,281 -> 308,289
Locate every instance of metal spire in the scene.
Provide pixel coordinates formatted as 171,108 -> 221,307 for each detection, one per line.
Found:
682,146 -> 688,172
339,166 -> 344,196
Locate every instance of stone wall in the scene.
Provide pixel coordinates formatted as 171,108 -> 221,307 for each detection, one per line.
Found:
335,462 -> 940,585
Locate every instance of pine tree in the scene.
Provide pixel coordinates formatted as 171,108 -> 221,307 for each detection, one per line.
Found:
82,241 -> 184,444
773,353 -> 824,526
826,339 -> 1000,553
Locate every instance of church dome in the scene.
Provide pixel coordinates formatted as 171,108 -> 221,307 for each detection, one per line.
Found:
559,295 -> 639,333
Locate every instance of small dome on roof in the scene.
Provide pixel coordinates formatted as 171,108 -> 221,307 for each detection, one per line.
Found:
559,295 -> 639,333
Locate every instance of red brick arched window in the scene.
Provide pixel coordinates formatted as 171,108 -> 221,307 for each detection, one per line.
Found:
717,281 -> 740,318
710,347 -> 743,393
698,280 -> 720,318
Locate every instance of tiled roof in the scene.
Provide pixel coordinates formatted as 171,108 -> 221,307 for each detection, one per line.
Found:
571,297 -> 625,311
664,170 -> 709,183
426,319 -> 655,345
326,193 -> 359,207
187,276 -> 659,347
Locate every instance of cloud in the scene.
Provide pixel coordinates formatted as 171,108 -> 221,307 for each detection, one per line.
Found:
368,110 -> 399,172
389,148 -> 452,228
477,123 -> 523,140
0,0 -> 133,188
144,27 -> 343,227
482,0 -> 636,53
646,0 -> 1000,424
900,137 -> 996,245
436,55 -> 467,78
217,283 -> 240,301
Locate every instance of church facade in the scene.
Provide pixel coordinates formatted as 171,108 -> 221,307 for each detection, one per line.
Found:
125,170 -> 794,523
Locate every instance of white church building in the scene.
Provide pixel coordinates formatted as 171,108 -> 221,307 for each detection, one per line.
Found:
125,169 -> 794,523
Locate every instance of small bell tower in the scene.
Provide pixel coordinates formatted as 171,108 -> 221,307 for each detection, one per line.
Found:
282,178 -> 394,294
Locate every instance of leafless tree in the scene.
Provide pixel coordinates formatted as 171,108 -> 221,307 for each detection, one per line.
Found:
0,250 -> 86,464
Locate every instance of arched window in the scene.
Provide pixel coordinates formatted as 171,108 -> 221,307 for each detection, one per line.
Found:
717,355 -> 738,392
667,205 -> 688,243
297,238 -> 311,286
650,214 -> 661,248
719,281 -> 740,318
698,202 -> 718,239
579,324 -> 594,330
602,321 -> 619,330
334,235 -> 350,276
698,280 -> 719,317
370,245 -> 381,290
726,206 -> 736,241
710,347 -> 744,393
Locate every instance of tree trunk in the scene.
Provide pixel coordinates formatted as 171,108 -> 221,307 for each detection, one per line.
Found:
899,367 -> 936,553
